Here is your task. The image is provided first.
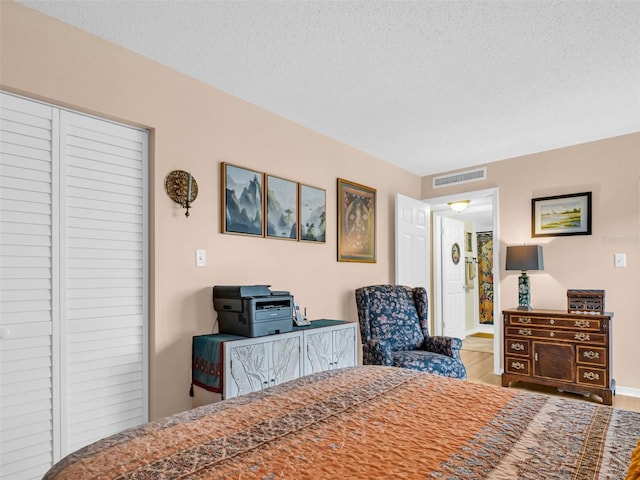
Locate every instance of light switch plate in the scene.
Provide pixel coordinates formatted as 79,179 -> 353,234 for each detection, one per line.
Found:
614,253 -> 626,268
196,249 -> 207,267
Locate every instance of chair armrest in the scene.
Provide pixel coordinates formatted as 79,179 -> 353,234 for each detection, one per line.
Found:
424,336 -> 463,360
363,338 -> 394,366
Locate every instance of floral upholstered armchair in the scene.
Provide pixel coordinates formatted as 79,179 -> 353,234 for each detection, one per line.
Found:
355,284 -> 467,379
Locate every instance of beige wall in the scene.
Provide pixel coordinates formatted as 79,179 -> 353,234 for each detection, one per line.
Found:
1,2 -> 421,419
2,2 -> 638,422
422,133 -> 640,391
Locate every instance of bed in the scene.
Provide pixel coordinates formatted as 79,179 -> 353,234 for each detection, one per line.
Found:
44,366 -> 640,479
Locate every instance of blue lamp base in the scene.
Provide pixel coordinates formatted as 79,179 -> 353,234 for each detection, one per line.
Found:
517,271 -> 532,311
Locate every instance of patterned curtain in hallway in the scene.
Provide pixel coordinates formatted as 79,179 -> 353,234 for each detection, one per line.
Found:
477,231 -> 494,324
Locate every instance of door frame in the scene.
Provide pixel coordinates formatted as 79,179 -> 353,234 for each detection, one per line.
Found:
423,187 -> 502,375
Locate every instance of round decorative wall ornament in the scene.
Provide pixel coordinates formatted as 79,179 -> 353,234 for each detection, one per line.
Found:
451,243 -> 461,265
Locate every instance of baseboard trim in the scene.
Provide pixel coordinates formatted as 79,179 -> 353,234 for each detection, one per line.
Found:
616,386 -> 640,399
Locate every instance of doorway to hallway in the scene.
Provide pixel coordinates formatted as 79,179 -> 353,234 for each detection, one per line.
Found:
426,188 -> 501,375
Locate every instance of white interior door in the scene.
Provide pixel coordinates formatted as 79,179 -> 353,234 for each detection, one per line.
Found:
395,193 -> 430,289
441,216 -> 465,339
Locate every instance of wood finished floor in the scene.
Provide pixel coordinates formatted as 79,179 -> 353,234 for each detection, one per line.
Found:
461,348 -> 640,413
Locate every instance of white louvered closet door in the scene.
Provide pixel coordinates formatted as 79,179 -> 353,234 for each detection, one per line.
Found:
0,93 -> 58,480
0,92 -> 148,480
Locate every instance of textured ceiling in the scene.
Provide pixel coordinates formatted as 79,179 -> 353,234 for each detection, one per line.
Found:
17,0 -> 640,176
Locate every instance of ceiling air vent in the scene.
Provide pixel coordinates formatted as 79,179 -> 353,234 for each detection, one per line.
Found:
433,167 -> 487,188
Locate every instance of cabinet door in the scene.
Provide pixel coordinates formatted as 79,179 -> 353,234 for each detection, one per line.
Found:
228,342 -> 270,397
304,324 -> 357,374
270,336 -> 301,387
333,325 -> 357,369
226,334 -> 301,398
305,331 -> 333,374
533,342 -> 575,382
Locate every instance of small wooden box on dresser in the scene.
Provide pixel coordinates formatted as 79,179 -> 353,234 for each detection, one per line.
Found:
502,308 -> 614,405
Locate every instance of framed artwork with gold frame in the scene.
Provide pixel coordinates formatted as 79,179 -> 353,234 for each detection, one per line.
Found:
265,174 -> 298,240
337,178 -> 376,263
221,162 -> 264,236
299,183 -> 326,243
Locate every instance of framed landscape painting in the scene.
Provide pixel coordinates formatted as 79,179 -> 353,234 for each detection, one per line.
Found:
337,178 -> 376,263
221,163 -> 264,236
299,184 -> 326,243
266,174 -> 298,240
532,191 -> 592,237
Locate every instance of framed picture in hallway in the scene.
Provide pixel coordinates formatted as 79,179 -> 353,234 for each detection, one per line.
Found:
465,232 -> 473,252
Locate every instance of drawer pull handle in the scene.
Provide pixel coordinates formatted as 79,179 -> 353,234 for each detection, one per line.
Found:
575,333 -> 591,341
518,317 -> 532,324
583,371 -> 600,381
575,320 -> 591,328
511,343 -> 525,351
583,350 -> 600,360
549,332 -> 555,337
511,361 -> 526,370
519,329 -> 532,336
549,319 -> 555,325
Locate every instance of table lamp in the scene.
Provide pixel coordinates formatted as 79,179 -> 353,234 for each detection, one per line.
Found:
505,245 -> 544,311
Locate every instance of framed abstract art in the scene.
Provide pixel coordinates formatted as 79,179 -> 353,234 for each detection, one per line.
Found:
337,178 -> 376,263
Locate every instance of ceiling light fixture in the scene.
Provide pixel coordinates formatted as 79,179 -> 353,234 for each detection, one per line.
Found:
448,200 -> 470,213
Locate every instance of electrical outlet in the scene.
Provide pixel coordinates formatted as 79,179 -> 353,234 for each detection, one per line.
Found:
196,249 -> 207,267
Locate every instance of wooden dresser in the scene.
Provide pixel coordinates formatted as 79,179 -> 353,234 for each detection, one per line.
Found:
502,308 -> 614,405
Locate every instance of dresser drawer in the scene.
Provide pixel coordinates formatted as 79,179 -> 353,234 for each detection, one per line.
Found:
505,327 -> 606,345
576,346 -> 607,366
505,357 -> 530,375
506,339 -> 530,357
508,315 -> 602,332
577,367 -> 607,388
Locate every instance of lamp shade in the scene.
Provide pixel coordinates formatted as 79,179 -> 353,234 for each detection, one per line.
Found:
505,245 -> 544,271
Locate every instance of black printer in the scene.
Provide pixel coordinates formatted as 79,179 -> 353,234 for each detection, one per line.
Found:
212,285 -> 294,337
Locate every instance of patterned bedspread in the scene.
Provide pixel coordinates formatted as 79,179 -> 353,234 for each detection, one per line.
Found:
43,366 -> 640,479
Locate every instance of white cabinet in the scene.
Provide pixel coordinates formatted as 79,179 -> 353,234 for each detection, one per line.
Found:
303,322 -> 358,374
208,321 -> 357,400
223,331 -> 302,398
